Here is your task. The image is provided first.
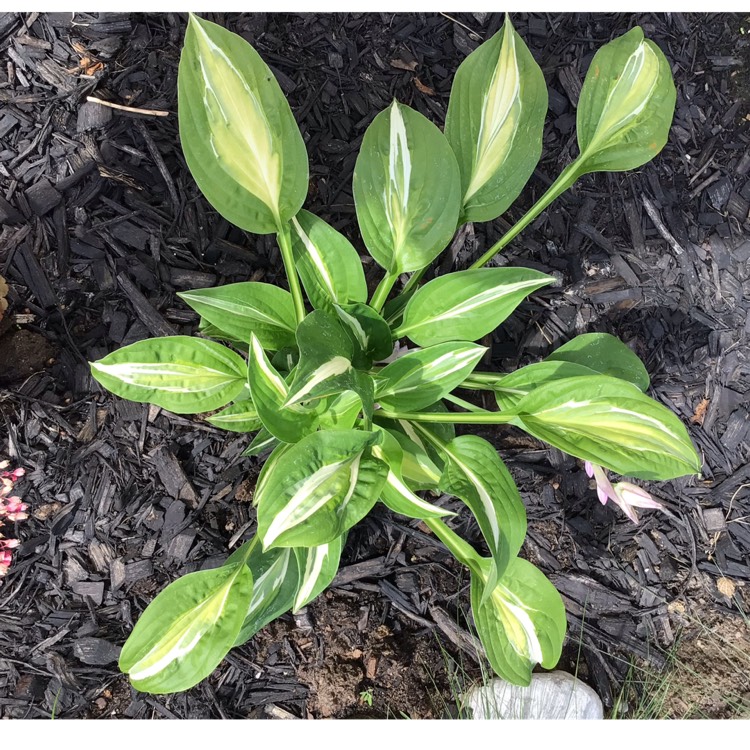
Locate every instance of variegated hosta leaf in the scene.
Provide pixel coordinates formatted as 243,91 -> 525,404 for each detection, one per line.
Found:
445,15 -> 547,223
373,428 -> 454,520
576,27 -> 676,173
226,543 -> 300,646
439,436 -> 527,599
206,399 -> 262,432
334,302 -> 393,369
179,14 -> 308,232
353,100 -> 461,274
492,333 -> 651,409
493,360 -> 599,410
90,336 -> 247,414
198,318 -> 248,349
241,427 -> 279,457
247,334 -> 317,443
471,557 -> 566,686
119,561 -> 253,694
316,391 -> 363,431
545,332 -> 650,391
179,282 -> 297,352
290,210 -> 367,310
396,268 -> 553,347
507,375 -> 702,480
375,342 -> 486,412
293,534 -> 345,612
285,310 -> 353,406
385,428 -> 442,489
285,310 -> 374,417
256,429 -> 388,549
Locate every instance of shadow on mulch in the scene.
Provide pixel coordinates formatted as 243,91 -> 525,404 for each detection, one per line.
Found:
1,11 -> 749,719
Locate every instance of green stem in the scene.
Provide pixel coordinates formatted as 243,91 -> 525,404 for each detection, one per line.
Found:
443,393 -> 490,413
401,267 -> 427,297
376,408 -> 516,425
424,518 -> 484,577
468,159 -> 583,270
370,271 -> 399,313
276,222 -> 306,325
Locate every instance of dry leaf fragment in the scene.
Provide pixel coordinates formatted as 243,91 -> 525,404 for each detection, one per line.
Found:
414,77 -> 435,95
717,577 -> 736,598
390,58 -> 418,72
691,397 -> 709,425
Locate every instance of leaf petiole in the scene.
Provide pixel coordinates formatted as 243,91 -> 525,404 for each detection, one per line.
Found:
469,159 -> 582,269
276,222 -> 307,325
370,271 -> 399,313
376,408 -> 516,425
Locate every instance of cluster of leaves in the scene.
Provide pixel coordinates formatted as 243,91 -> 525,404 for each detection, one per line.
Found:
89,14 -> 699,695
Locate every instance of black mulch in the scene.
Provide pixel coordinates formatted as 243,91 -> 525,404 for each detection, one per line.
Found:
1,12 -> 749,719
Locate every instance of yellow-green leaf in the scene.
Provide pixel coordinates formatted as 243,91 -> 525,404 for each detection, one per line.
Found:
179,14 -> 308,232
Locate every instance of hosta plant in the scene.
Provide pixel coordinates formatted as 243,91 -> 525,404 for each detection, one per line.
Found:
90,14 -> 698,694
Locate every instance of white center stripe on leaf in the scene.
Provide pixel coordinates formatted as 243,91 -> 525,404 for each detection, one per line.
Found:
247,551 -> 290,615
591,42 -> 660,148
292,217 -> 337,299
295,545 -> 328,611
129,571 -> 237,681
251,337 -> 288,398
401,280 -> 546,333
193,20 -> 281,217
91,363 -> 238,390
384,102 -> 412,251
498,597 -> 543,664
465,23 -> 521,202
181,293 -> 293,330
336,453 -> 362,515
447,449 -> 500,549
285,356 -> 351,405
263,454 -> 362,546
336,307 -> 369,350
382,349 -> 482,395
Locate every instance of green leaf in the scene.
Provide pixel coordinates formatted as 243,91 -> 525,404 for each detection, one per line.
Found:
353,100 -> 461,274
242,427 -> 279,457
508,375 -> 702,480
576,27 -> 676,174
90,336 -> 247,414
471,557 -> 566,686
439,436 -> 526,599
206,399 -> 262,432
384,428 -> 442,489
290,210 -> 367,310
229,544 -> 300,646
178,14 -> 308,232
198,318 -> 247,349
492,360 -> 599,410
293,534 -> 345,612
247,334 -> 317,443
382,290 -> 414,329
545,332 -> 650,391
285,310 -> 374,416
119,561 -> 253,694
316,391 -> 363,431
373,428 -> 454,520
256,429 -> 388,548
445,15 -> 548,223
397,268 -> 553,347
179,282 -> 297,352
376,342 -> 486,412
334,302 -> 394,369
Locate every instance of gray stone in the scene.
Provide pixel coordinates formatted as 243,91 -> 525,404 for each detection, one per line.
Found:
463,671 -> 604,720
